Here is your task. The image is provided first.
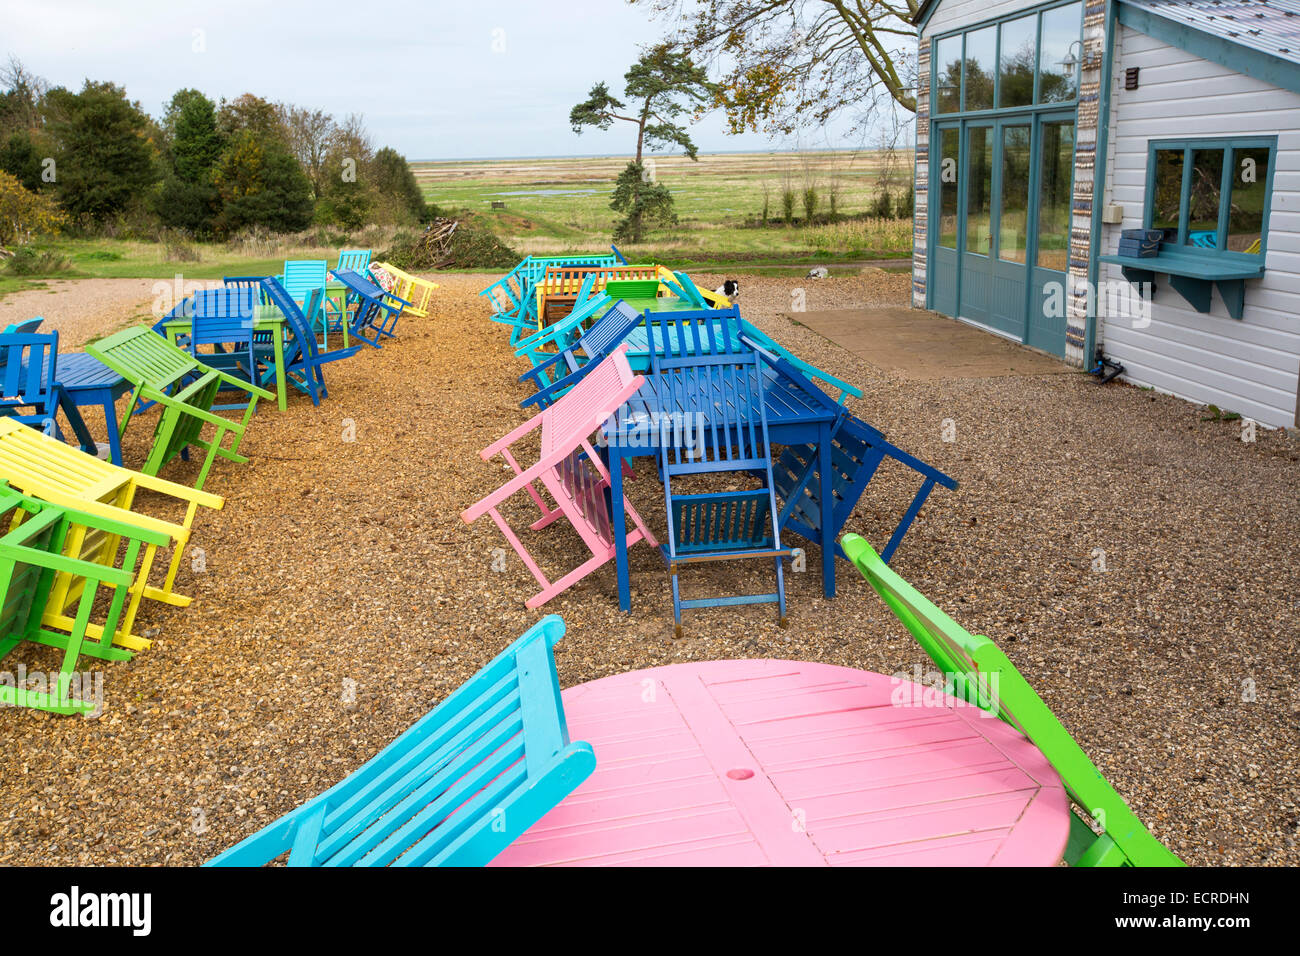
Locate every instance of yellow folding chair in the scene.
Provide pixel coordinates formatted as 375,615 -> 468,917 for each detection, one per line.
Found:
372,262 -> 439,318
0,418 -> 223,651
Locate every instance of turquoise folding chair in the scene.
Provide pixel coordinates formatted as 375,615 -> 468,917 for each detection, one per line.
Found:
336,249 -> 371,273
206,615 -> 595,867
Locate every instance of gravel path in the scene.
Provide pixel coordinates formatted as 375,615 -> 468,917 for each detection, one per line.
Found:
0,271 -> 1296,866
0,278 -> 161,348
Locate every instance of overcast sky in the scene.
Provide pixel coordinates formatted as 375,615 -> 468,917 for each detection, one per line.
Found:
2,0 -> 888,160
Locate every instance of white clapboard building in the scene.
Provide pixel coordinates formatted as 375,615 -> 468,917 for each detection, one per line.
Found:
911,0 -> 1300,427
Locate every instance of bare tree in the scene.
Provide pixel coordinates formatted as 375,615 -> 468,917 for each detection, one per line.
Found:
279,104 -> 335,198
0,56 -> 49,134
634,0 -> 919,136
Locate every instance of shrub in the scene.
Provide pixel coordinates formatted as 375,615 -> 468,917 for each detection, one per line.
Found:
0,170 -> 68,247
873,189 -> 894,219
3,246 -> 72,275
802,186 -> 819,225
895,186 -> 914,219
781,187 -> 796,224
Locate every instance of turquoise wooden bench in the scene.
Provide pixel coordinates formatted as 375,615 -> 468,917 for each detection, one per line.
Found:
842,534 -> 1184,867
206,615 -> 595,866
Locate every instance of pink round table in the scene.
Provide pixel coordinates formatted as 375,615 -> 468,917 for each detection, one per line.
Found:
491,659 -> 1071,866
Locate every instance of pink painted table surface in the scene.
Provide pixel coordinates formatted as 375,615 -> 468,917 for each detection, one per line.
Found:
491,659 -> 1071,867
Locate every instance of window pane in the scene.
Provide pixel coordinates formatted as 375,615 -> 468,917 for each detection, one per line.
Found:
964,26 -> 997,111
999,15 -> 1037,108
1227,147 -> 1270,255
1185,148 -> 1225,249
967,126 -> 993,255
935,35 -> 962,113
1037,120 -> 1075,271
1039,2 -> 1082,103
938,127 -> 960,249
1151,148 -> 1185,239
999,125 -> 1031,262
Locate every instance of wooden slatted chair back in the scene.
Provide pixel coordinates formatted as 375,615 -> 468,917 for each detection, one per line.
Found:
282,259 -> 328,308
260,278 -> 324,362
0,416 -> 223,651
371,263 -> 438,317
336,249 -> 371,273
0,331 -> 59,425
0,318 -> 43,367
656,348 -> 771,478
206,614 -> 596,866
519,300 -> 646,411
841,534 -> 1185,868
538,264 -> 659,295
648,305 -> 747,365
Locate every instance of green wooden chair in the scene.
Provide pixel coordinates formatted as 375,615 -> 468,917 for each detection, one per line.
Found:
0,480 -> 171,715
86,327 -> 274,490
841,533 -> 1184,867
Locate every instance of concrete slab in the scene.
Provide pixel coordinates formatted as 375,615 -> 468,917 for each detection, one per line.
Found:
785,306 -> 1073,381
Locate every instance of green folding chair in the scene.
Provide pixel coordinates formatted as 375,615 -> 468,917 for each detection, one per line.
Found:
86,327 -> 274,490
0,480 -> 171,715
842,533 -> 1184,867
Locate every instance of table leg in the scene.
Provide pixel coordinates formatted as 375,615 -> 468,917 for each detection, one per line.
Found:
102,395 -> 123,466
819,421 -> 835,599
607,442 -> 632,612
56,387 -> 98,455
273,334 -> 287,412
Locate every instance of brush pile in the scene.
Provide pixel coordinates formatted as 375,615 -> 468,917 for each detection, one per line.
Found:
381,217 -> 519,271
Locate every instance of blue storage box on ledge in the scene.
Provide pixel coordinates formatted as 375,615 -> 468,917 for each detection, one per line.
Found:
1117,236 -> 1160,257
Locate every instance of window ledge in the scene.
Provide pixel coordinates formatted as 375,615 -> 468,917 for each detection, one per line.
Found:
1099,252 -> 1263,319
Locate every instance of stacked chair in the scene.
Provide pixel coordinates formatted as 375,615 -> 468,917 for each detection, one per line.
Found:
477,256 -> 959,626
0,247 -> 445,717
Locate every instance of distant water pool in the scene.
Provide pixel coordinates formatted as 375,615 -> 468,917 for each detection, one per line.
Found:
488,188 -> 601,197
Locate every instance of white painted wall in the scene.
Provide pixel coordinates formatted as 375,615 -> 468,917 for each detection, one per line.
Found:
1099,24 -> 1300,429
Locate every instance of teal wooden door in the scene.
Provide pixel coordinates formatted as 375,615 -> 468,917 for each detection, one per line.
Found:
958,122 -> 995,327
930,124 -> 961,317
1026,115 -> 1076,356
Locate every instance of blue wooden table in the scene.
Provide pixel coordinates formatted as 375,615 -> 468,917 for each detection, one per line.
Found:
56,352 -> 130,465
602,362 -> 843,612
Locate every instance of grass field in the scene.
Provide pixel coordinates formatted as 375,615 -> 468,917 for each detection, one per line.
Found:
0,228 -> 400,300
0,150 -> 916,299
414,149 -> 916,267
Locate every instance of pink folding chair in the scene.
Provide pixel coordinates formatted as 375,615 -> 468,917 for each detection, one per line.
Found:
461,345 -> 656,608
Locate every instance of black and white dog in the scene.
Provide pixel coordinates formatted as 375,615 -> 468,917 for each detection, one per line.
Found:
714,279 -> 741,301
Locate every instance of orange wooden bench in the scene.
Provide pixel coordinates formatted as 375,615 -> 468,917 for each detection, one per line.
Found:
534,264 -> 660,329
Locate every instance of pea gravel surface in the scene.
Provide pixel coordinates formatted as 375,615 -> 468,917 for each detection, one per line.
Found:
0,270 -> 1296,866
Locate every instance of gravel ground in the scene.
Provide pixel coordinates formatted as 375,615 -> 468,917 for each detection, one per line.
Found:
0,278 -> 161,348
0,270 -> 1296,866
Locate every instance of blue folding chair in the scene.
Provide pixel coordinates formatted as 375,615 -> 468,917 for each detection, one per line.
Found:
205,615 -> 595,867
257,279 -> 361,405
0,330 -> 97,451
180,288 -> 262,411
652,313 -> 790,637
330,268 -> 411,348
519,299 -> 644,410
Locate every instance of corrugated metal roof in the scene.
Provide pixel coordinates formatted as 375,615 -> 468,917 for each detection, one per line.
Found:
1118,0 -> 1300,62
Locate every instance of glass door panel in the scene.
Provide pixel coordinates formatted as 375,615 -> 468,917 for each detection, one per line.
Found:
998,125 -> 1032,262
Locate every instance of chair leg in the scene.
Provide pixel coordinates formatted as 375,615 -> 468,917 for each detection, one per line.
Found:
774,555 -> 787,626
670,566 -> 683,638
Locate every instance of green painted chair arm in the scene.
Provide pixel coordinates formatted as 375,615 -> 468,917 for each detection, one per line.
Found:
0,540 -> 136,588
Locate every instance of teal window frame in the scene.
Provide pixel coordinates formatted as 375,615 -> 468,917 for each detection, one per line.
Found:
1143,136 -> 1278,263
930,0 -> 1082,118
